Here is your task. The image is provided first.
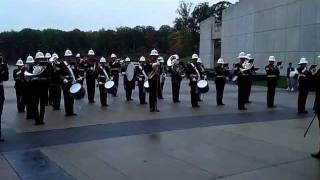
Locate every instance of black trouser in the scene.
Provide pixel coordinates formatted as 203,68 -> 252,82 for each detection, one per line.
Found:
158,79 -> 164,99
267,79 -> 277,107
113,74 -> 119,96
51,85 -> 61,110
298,87 -> 309,113
238,79 -> 247,109
138,79 -> 146,104
215,78 -> 226,105
48,87 -> 53,105
245,76 -> 253,103
172,79 -> 181,102
62,85 -> 75,115
0,85 -> 4,138
86,76 -> 96,102
99,85 -> 107,106
25,83 -> 36,119
15,84 -> 25,112
190,81 -> 199,107
34,86 -> 48,124
149,77 -> 158,111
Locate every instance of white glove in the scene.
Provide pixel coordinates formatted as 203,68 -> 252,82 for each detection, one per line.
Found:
63,79 -> 68,84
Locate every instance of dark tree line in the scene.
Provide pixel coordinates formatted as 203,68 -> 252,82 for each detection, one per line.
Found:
0,1 -> 232,64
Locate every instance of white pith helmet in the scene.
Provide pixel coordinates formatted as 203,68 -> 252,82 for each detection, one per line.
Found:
237,52 -> 246,59
125,57 -> 131,62
52,53 -> 59,58
192,54 -> 199,60
150,49 -> 159,56
88,49 -> 95,56
197,58 -> 203,63
298,57 -> 308,65
35,51 -> 45,59
45,52 -> 52,59
268,56 -> 276,62
100,56 -> 107,63
64,49 -> 73,57
76,53 -> 81,58
246,54 -> 254,60
16,59 -> 24,66
217,58 -> 224,64
26,55 -> 35,64
139,56 -> 146,62
111,53 -> 117,58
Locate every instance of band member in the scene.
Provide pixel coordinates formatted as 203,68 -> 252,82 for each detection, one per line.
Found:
186,54 -> 202,108
135,56 -> 147,104
13,59 -> 26,112
61,49 -> 78,116
297,58 -> 311,114
24,55 -> 36,120
49,53 -> 62,110
85,49 -> 97,103
145,49 -> 160,112
265,56 -> 280,108
109,53 -> 121,97
234,52 -> 249,110
169,55 -> 185,103
0,53 -> 9,141
215,58 -> 229,106
245,54 -> 256,104
97,57 -> 110,107
311,66 -> 320,159
76,53 -> 85,85
158,56 -> 165,100
32,51 -> 50,125
45,53 -> 52,106
122,57 -> 135,101
196,58 -> 207,102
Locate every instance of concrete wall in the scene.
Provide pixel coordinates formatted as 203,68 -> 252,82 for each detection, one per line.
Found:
199,17 -> 221,69
220,0 -> 320,72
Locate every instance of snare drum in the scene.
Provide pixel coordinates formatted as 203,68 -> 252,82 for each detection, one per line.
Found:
197,80 -> 209,94
69,83 -> 86,99
105,80 -> 116,94
143,81 -> 149,93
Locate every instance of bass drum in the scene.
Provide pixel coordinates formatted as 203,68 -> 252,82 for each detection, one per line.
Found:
126,63 -> 135,81
143,81 -> 149,93
105,80 -> 116,94
197,80 -> 209,94
70,83 -> 86,99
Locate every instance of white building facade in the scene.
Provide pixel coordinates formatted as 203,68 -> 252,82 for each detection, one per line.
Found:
200,0 -> 320,70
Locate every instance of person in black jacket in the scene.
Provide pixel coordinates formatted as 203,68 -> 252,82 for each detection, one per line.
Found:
109,53 -> 121,97
145,49 -> 160,112
135,56 -> 147,105
265,56 -> 280,108
0,53 -> 9,141
215,58 -> 229,106
13,59 -> 26,113
49,53 -> 62,110
97,57 -> 110,107
169,55 -> 185,103
85,49 -> 97,103
297,58 -> 311,114
234,52 -> 249,110
122,57 -> 135,101
311,68 -> 320,159
24,55 -> 36,120
186,54 -> 202,108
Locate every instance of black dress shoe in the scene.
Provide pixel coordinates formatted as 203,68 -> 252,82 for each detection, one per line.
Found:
217,103 -> 225,106
35,122 -> 45,126
89,101 -> 95,104
156,109 -> 160,112
102,104 -> 109,107
65,113 -> 77,117
140,102 -> 147,105
298,111 -> 308,114
192,105 -> 200,108
245,101 -> 252,104
150,109 -> 155,112
268,105 -> 277,108
239,107 -> 247,110
311,152 -> 320,159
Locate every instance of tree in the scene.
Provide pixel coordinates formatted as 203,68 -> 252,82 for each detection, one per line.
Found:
212,1 -> 232,23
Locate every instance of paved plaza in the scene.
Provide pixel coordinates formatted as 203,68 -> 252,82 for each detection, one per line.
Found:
0,78 -> 319,180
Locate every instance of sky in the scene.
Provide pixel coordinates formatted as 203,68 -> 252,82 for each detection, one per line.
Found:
0,0 -> 236,32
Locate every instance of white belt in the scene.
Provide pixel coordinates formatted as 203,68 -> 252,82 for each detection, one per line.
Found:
267,75 -> 277,78
216,75 -> 226,78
